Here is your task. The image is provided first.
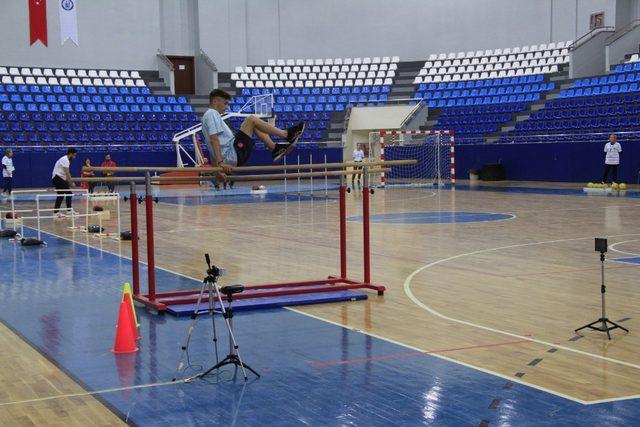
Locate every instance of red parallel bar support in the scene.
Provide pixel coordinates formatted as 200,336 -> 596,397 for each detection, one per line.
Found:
155,282 -> 379,306
129,182 -> 140,296
339,176 -> 347,278
144,172 -> 156,302
362,167 -> 371,284
133,295 -> 166,312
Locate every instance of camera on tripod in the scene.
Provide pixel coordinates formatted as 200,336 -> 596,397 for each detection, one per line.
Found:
594,237 -> 607,253
174,253 -> 259,382
205,253 -> 225,280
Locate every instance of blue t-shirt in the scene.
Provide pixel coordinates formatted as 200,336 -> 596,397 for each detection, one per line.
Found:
201,109 -> 237,165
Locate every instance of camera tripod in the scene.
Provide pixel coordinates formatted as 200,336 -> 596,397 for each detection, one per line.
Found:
173,254 -> 259,382
575,249 -> 629,340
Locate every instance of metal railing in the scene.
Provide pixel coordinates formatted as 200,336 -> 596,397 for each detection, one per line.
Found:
605,19 -> 640,45
199,49 -> 217,71
156,49 -> 175,94
569,26 -> 616,51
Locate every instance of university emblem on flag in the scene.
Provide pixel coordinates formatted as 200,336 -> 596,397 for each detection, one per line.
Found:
61,0 -> 74,11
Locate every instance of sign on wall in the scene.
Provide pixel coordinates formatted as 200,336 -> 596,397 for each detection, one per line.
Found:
29,0 -> 48,46
28,0 -> 80,46
590,12 -> 605,30
59,0 -> 79,45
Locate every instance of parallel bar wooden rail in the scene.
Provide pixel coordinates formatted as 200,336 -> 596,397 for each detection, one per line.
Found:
82,159 -> 416,174
72,168 -> 391,183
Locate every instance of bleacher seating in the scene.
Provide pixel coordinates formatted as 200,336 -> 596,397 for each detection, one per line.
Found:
413,42 -> 570,143
228,57 -> 400,142
413,42 -> 570,85
0,66 -> 198,151
499,57 -> 640,143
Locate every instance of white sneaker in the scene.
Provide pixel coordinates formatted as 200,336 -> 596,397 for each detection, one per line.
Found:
55,212 -> 67,219
69,210 -> 79,216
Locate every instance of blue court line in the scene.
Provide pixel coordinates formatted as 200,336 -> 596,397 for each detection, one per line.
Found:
347,211 -> 515,224
610,256 -> 640,265
0,232 -> 639,425
436,184 -> 640,198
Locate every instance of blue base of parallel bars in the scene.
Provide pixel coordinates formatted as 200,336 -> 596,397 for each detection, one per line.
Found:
165,289 -> 367,316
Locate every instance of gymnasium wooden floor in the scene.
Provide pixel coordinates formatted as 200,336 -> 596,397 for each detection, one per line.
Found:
1,180 -> 639,424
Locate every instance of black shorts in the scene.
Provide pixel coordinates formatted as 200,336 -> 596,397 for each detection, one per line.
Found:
234,131 -> 255,166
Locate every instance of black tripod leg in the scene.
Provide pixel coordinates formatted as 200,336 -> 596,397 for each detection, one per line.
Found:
239,361 -> 261,378
604,320 -> 612,340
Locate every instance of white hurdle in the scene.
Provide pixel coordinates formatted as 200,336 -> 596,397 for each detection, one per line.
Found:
5,188 -> 121,241
86,191 -> 122,240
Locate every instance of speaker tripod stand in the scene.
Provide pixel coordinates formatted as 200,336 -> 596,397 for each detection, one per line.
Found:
575,241 -> 629,340
173,254 -> 259,382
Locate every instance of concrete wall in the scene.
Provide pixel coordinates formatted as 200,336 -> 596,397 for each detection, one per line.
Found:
606,24 -> 640,70
0,0 -> 632,74
0,0 -> 161,70
159,0 -> 197,56
215,0 -> 621,71
570,29 -> 616,78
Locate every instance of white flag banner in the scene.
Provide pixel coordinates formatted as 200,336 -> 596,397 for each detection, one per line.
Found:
59,0 -> 78,45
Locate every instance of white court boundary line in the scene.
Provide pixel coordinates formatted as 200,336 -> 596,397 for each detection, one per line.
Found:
0,379 -> 187,408
14,226 -> 640,405
403,233 -> 640,400
609,240 -> 640,257
346,211 -> 517,226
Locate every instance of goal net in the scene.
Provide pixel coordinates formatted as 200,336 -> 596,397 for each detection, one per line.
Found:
367,130 -> 455,187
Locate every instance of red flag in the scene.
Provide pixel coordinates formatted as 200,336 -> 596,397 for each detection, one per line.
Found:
29,0 -> 48,46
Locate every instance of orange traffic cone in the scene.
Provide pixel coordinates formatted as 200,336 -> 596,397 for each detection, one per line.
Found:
123,292 -> 140,341
113,301 -> 139,354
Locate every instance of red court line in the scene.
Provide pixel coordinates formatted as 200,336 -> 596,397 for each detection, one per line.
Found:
308,338 -> 533,368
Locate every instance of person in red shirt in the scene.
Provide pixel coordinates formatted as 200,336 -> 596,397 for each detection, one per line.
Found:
81,158 -> 96,193
101,154 -> 116,193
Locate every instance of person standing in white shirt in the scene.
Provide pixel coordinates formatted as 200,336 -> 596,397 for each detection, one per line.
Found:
602,134 -> 622,184
1,148 -> 14,198
51,148 -> 78,217
351,143 -> 365,189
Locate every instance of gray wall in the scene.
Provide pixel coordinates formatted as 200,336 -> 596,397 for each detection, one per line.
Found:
0,0 -> 161,70
160,0 -> 198,56
199,0 -> 622,71
0,0 -> 632,73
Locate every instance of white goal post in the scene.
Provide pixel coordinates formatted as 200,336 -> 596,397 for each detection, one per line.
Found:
367,130 -> 455,187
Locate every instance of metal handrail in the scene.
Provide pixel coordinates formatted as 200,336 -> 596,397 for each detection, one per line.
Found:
399,100 -> 426,129
199,49 -> 218,71
605,19 -> 640,45
494,130 -> 638,145
569,26 -> 616,51
156,50 -> 174,71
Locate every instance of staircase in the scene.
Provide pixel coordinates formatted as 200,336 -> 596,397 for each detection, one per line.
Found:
139,71 -> 172,95
485,63 -> 571,142
388,61 -> 424,101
